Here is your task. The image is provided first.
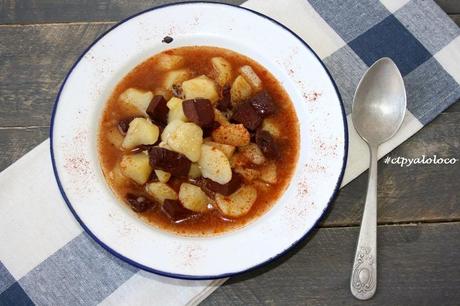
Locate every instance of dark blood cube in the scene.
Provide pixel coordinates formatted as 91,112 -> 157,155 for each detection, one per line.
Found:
146,95 -> 168,125
162,199 -> 196,223
118,117 -> 136,134
232,101 -> 262,131
255,129 -> 280,159
249,90 -> 276,117
182,98 -> 215,127
199,172 -> 242,196
217,86 -> 232,112
126,193 -> 156,213
148,147 -> 191,177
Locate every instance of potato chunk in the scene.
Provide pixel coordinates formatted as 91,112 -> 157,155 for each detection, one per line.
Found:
120,153 -> 152,185
166,97 -> 187,123
211,57 -> 232,86
188,163 -> 202,178
106,127 -> 124,149
234,167 -> 260,181
167,121 -> 203,162
198,144 -> 232,184
215,185 -> 257,217
261,118 -> 280,137
203,140 -> 235,158
119,88 -> 153,115
122,118 -> 159,150
163,69 -> 191,90
211,123 -> 250,147
239,143 -> 266,165
239,65 -> 262,91
214,109 -> 230,126
179,183 -> 210,212
260,162 -> 277,184
145,182 -> 178,204
154,169 -> 171,183
157,54 -> 185,71
161,120 -> 183,142
230,75 -> 252,105
182,75 -> 219,103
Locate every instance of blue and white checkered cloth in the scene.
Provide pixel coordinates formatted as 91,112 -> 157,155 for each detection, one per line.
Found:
1,0 -> 459,305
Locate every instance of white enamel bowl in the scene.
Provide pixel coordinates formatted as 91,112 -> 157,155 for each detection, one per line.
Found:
51,2 -> 348,279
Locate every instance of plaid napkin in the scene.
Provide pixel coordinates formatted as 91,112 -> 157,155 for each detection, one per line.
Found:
0,0 -> 458,305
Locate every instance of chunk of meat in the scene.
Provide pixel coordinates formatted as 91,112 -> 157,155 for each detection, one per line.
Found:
182,98 -> 215,127
217,86 -> 232,112
255,129 -> 280,159
146,95 -> 169,125
232,101 -> 262,131
199,172 -> 242,196
148,147 -> 191,177
162,199 -> 196,223
126,193 -> 156,213
118,117 -> 137,134
248,91 -> 276,117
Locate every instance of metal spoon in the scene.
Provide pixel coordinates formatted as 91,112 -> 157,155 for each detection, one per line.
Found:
350,57 -> 406,300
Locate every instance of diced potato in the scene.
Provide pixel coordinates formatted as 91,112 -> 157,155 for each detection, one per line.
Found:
211,57 -> 232,86
122,118 -> 159,150
179,183 -> 210,212
166,97 -> 187,122
120,153 -> 152,185
108,162 -> 129,187
203,140 -> 235,158
239,143 -> 266,165
214,109 -> 230,125
234,167 -> 260,181
198,144 -> 232,184
211,124 -> 250,147
154,169 -> 171,183
239,65 -> 262,91
260,162 -> 277,184
119,88 -> 153,115
158,141 -> 172,150
188,163 -> 202,178
261,118 -> 281,137
145,182 -> 178,204
215,185 -> 257,217
161,120 -> 183,142
163,69 -> 191,90
106,127 -> 124,149
157,54 -> 185,71
182,75 -> 219,103
230,75 -> 252,105
167,121 -> 203,162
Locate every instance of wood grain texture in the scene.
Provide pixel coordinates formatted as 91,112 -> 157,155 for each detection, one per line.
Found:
0,23 -> 111,126
322,111 -> 460,227
203,222 -> 460,306
436,0 -> 460,14
0,127 -> 48,171
0,0 -> 245,24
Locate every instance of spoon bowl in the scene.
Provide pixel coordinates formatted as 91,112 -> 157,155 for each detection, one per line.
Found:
352,58 -> 406,145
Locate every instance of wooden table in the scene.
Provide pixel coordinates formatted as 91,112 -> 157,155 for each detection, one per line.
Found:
0,1 -> 458,305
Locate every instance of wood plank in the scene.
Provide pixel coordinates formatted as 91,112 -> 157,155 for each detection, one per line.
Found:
322,111 -> 460,227
0,0 -> 245,24
436,0 -> 460,14
444,99 -> 460,112
449,14 -> 460,27
203,222 -> 460,306
0,23 -> 111,126
0,127 -> 48,171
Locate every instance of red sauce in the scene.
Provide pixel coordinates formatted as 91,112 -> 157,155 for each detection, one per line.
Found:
98,46 -> 299,236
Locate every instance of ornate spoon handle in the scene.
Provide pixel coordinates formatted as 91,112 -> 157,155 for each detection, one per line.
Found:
350,144 -> 378,300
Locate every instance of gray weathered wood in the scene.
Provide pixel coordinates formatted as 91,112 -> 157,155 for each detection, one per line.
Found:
0,0 -> 245,24
0,0 -> 457,24
203,222 -> 460,306
322,111 -> 460,226
0,127 -> 48,171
